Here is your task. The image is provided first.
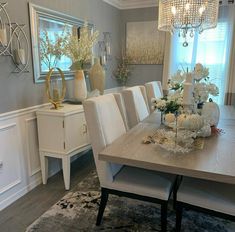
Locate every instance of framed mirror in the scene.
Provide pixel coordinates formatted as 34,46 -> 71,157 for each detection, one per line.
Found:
29,3 -> 93,83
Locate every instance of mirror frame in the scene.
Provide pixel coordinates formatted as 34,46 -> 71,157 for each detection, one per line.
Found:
29,3 -> 93,83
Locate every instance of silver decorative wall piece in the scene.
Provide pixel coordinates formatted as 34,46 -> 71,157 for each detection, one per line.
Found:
98,32 -> 111,67
0,2 -> 29,73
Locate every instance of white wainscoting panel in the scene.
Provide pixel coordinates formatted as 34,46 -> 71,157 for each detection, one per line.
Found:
0,123 -> 21,195
0,104 -> 49,211
25,117 -> 40,177
0,87 -> 123,211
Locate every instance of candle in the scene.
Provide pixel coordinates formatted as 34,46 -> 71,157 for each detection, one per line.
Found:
18,48 -> 26,65
101,55 -> 106,66
106,45 -> 111,56
183,83 -> 193,105
53,88 -> 59,102
14,49 -> 26,65
186,72 -> 193,83
0,28 -> 7,46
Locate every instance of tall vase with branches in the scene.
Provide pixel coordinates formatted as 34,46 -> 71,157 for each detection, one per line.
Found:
64,22 -> 99,101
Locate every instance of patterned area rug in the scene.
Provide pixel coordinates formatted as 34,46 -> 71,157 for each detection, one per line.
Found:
27,170 -> 235,232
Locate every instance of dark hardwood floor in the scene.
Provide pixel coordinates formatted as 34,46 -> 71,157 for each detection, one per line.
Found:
0,150 -> 95,232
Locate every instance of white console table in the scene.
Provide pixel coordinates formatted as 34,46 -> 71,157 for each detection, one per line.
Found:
36,104 -> 91,190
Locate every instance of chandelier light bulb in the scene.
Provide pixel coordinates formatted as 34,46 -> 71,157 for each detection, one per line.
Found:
171,6 -> 177,15
185,3 -> 190,11
199,5 -> 206,15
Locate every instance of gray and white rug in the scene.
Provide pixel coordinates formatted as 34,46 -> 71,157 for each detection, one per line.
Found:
27,170 -> 235,232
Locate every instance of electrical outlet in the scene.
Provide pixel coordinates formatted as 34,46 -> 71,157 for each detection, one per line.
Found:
0,161 -> 3,169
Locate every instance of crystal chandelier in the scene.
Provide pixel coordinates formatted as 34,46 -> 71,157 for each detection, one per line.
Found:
158,0 -> 220,47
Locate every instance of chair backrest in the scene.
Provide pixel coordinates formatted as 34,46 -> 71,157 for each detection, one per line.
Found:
122,86 -> 150,128
83,94 -> 127,187
145,81 -> 163,112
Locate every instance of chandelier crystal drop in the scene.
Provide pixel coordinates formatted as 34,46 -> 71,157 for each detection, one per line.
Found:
158,0 -> 220,47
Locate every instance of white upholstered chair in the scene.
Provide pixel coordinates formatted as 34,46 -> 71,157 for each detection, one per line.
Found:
145,81 -> 163,112
122,86 -> 150,128
84,93 -> 176,231
176,177 -> 235,231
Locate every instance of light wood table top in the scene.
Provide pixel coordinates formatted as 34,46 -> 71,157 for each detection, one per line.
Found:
99,106 -> 235,184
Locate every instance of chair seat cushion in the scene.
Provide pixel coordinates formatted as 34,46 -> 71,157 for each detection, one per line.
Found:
109,166 -> 176,201
177,177 -> 235,216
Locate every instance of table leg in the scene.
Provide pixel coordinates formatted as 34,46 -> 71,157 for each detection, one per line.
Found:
40,152 -> 48,185
62,156 -> 71,190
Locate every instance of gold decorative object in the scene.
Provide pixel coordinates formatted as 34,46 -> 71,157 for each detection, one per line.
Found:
45,68 -> 66,109
158,0 -> 219,46
89,58 -> 105,95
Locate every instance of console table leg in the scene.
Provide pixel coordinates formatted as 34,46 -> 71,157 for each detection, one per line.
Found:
62,156 -> 70,190
40,152 -> 48,185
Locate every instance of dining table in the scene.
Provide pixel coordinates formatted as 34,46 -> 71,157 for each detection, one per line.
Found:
99,106 -> 235,184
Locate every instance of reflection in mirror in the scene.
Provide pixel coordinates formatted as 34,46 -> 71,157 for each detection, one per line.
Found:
29,3 -> 93,83
39,16 -> 73,73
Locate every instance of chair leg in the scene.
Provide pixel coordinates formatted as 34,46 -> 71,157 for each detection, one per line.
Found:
173,175 -> 183,210
161,202 -> 167,232
96,188 -> 109,226
173,181 -> 177,210
176,204 -> 183,232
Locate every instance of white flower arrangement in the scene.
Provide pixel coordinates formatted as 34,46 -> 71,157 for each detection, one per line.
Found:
194,63 -> 209,81
193,64 -> 219,104
169,63 -> 219,105
64,22 -> 99,70
147,64 -> 221,154
152,92 -> 183,114
168,70 -> 185,91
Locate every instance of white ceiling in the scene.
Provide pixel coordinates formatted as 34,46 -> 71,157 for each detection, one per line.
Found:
103,0 -> 159,9
103,0 -> 235,9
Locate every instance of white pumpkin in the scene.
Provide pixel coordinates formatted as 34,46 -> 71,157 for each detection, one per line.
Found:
178,114 -> 187,127
197,123 -> 211,137
201,101 -> 220,126
178,114 -> 204,131
165,113 -> 175,124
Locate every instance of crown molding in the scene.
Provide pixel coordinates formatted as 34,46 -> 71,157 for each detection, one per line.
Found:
103,0 -> 158,10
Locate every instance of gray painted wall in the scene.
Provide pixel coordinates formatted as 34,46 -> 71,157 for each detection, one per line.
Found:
0,0 -> 121,113
120,7 -> 164,87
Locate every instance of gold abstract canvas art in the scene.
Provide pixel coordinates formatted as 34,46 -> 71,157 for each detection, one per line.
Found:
126,21 -> 166,64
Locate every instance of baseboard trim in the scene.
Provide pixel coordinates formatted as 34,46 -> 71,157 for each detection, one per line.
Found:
0,176 -> 42,211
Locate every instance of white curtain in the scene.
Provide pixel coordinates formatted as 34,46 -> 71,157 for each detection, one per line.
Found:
169,5 -> 235,105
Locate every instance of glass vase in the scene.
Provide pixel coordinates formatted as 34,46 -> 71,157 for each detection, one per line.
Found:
161,112 -> 165,125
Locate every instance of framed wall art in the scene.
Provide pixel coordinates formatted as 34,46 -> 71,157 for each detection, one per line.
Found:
126,21 -> 166,65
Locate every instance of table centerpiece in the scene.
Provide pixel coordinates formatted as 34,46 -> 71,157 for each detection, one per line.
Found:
147,63 -> 220,153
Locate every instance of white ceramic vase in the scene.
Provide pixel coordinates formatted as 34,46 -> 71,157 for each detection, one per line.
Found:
74,70 -> 87,102
89,58 -> 105,95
